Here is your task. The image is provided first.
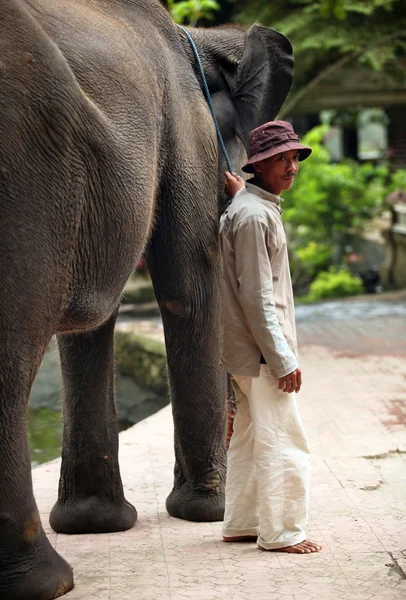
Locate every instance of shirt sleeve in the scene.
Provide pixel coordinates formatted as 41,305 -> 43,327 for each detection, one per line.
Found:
234,217 -> 298,379
233,187 -> 245,200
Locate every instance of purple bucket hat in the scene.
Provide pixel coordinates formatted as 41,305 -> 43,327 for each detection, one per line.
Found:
242,120 -> 312,173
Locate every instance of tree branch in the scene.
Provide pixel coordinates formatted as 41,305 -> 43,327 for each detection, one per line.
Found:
279,29 -> 406,118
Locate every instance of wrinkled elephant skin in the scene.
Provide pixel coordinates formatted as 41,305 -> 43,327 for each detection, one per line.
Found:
0,0 -> 293,598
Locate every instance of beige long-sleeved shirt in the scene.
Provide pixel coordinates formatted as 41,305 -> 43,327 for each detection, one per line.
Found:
220,182 -> 298,379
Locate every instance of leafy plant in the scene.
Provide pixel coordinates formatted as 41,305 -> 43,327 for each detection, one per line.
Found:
231,0 -> 406,116
168,0 -> 220,25
290,241 -> 333,291
385,168 -> 406,196
281,125 -> 406,295
283,126 -> 385,243
302,268 -> 364,302
296,241 -> 332,274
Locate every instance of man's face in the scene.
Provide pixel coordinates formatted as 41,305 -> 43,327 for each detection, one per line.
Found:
253,149 -> 300,195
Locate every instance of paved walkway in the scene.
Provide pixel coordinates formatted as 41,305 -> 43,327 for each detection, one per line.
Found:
33,297 -> 406,599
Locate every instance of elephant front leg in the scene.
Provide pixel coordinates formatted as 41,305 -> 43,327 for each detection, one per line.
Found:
149,241 -> 227,522
50,311 -> 137,534
0,337 -> 74,600
166,352 -> 227,522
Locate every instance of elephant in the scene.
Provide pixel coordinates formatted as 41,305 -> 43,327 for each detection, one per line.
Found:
0,0 -> 293,598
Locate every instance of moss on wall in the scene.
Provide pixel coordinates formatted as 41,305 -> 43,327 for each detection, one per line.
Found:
115,331 -> 168,396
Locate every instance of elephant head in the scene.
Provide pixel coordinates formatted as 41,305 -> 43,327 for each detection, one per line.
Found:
178,24 -> 294,204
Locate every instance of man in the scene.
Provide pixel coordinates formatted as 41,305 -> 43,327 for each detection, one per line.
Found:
220,120 -> 322,554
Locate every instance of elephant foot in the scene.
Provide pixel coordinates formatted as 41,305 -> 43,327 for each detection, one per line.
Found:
0,533 -> 73,600
49,496 -> 137,534
166,484 -> 225,522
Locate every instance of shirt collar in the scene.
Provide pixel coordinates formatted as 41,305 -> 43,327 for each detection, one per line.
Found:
245,182 -> 284,213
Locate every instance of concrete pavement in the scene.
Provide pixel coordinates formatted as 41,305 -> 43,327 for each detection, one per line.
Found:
32,296 -> 406,599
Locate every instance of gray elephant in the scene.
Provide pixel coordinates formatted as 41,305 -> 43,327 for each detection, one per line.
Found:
0,0 -> 293,598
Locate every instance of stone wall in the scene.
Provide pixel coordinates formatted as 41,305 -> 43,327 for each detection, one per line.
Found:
381,204 -> 406,288
115,331 -> 168,396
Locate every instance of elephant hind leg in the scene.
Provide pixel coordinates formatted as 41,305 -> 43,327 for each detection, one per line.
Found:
50,309 -> 137,534
166,469 -> 225,522
148,177 -> 227,523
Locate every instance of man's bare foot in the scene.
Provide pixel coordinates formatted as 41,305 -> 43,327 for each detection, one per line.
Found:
258,540 -> 322,553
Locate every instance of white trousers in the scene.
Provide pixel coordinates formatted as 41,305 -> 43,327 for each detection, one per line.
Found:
222,365 -> 311,549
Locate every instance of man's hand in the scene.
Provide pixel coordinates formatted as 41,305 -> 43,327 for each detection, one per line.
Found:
278,368 -> 302,394
224,171 -> 244,198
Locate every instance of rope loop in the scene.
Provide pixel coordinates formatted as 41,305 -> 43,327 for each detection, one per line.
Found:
178,25 -> 233,174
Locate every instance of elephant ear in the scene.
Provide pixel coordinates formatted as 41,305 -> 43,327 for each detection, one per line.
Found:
232,24 -> 294,148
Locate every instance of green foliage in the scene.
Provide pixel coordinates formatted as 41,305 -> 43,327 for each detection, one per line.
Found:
385,168 -> 406,195
282,125 -> 406,294
296,242 -> 333,276
166,1 -> 405,118
232,0 -> 406,106
234,0 -> 405,66
289,240 -> 332,292
319,0 -> 347,20
168,0 -> 220,24
302,268 -> 364,302
283,125 -> 388,244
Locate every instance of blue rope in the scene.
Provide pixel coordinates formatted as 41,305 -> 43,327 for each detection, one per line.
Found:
178,25 -> 233,175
